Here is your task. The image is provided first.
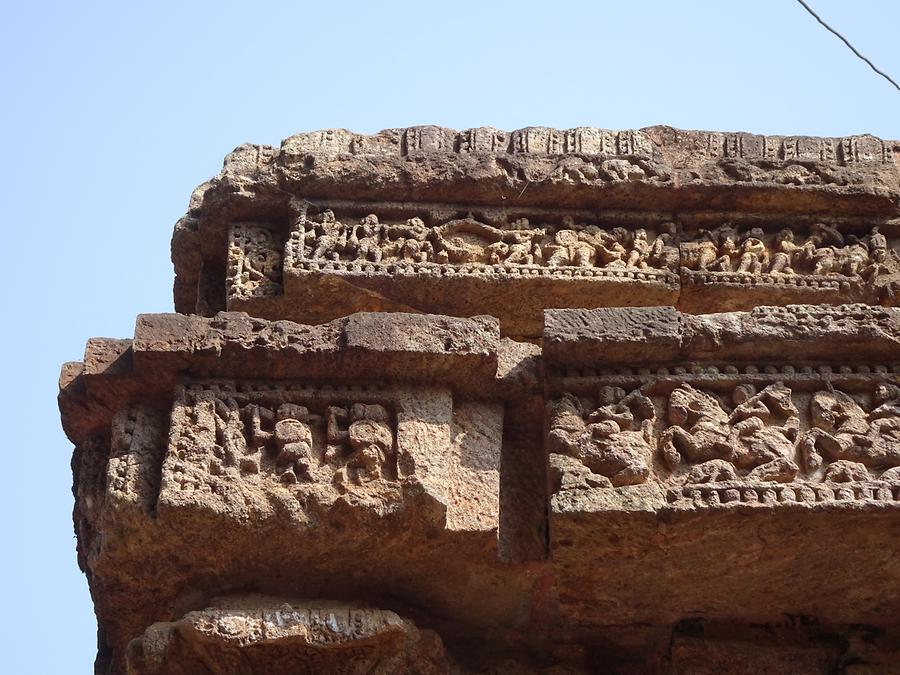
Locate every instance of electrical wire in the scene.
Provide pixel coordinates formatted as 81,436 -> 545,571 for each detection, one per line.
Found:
795,0 -> 900,93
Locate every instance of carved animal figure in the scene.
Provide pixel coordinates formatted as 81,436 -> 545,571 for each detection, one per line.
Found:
800,388 -> 900,473
659,383 -> 799,483
548,387 -> 653,487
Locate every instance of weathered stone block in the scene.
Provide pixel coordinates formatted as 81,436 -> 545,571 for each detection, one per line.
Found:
545,304 -> 900,631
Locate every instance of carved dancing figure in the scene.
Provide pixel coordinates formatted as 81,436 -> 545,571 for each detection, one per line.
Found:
658,382 -> 799,483
547,387 -> 653,487
800,387 -> 900,474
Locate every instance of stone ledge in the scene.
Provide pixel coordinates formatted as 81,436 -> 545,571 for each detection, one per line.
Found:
544,303 -> 900,366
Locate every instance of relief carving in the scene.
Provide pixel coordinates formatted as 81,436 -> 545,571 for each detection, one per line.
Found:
291,208 -> 679,276
550,377 -> 900,502
659,383 -> 800,484
548,387 -> 654,486
168,383 -> 399,507
800,384 -> 900,480
208,393 -> 396,487
226,222 -> 284,300
681,223 -> 894,282
162,381 -> 499,530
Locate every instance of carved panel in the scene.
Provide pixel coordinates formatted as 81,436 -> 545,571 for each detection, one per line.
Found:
680,223 -> 899,303
159,381 -> 501,531
107,403 -> 169,513
285,204 -> 679,280
706,132 -> 891,164
283,125 -> 892,164
226,222 -> 284,301
168,382 -> 399,493
548,368 -> 900,508
126,599 -> 449,675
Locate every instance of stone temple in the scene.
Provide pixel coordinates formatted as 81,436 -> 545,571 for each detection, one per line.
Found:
59,125 -> 900,673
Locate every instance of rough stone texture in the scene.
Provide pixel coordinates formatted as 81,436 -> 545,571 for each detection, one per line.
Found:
126,597 -> 451,674
173,126 -> 900,335
545,304 -> 900,649
62,126 -> 900,673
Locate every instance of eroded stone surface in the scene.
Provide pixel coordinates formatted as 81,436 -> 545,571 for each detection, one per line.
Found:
63,124 -> 900,673
172,126 -> 900,335
545,304 -> 900,634
126,597 -> 451,675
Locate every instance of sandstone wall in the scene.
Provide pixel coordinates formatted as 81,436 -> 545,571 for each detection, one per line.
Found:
61,126 -> 900,673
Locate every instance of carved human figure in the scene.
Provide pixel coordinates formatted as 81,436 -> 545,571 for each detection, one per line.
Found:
869,226 -> 887,265
346,404 -> 394,481
860,226 -> 893,282
214,398 -> 249,467
769,229 -> 800,274
682,225 -> 735,271
384,217 -> 433,263
228,225 -> 283,298
800,387 -> 900,474
326,404 -> 394,482
648,222 -> 679,271
659,383 -> 799,482
836,235 -> 870,276
502,224 -> 542,265
250,403 -> 321,483
734,234 -> 768,274
349,215 -> 384,263
548,387 -> 653,487
544,219 -> 595,267
310,210 -> 348,260
797,222 -> 845,275
625,229 -> 652,268
433,218 -> 503,264
587,227 -> 626,268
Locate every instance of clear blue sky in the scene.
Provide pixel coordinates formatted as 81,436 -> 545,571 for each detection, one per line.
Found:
2,1 -> 898,671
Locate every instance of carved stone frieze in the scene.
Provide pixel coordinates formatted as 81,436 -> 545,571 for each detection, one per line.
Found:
549,377 -> 900,508
152,380 -> 502,531
226,222 -> 284,301
174,125 -> 900,328
62,124 -> 900,673
126,596 -> 451,675
217,199 -> 899,333
286,205 -> 678,274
